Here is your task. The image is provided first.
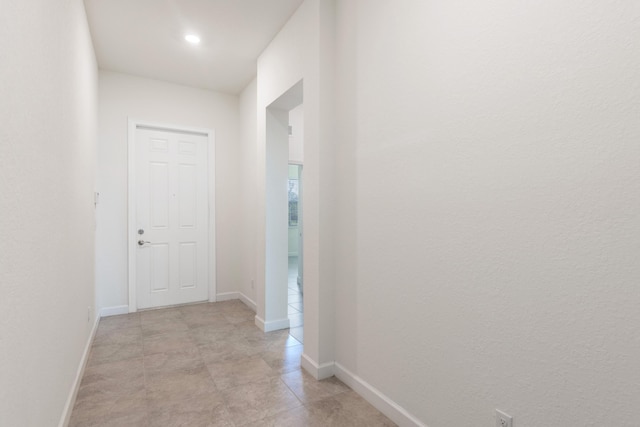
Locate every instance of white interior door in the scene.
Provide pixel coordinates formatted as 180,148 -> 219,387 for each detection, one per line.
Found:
135,127 -> 209,309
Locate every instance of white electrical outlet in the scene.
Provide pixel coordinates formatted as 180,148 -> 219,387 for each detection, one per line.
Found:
496,410 -> 513,427
87,306 -> 92,322
251,279 -> 255,289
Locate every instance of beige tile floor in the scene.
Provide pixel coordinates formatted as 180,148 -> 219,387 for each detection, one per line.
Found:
69,300 -> 395,426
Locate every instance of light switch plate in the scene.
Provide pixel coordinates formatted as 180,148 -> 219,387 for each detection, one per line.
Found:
496,409 -> 513,427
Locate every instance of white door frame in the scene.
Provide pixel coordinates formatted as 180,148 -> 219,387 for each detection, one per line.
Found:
127,118 -> 216,313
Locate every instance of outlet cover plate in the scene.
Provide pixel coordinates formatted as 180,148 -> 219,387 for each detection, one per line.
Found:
496,409 -> 513,427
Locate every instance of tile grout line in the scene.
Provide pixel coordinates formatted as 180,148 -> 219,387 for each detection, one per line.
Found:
72,302 -> 393,426
189,307 -> 241,427
278,374 -> 306,410
138,312 -> 151,426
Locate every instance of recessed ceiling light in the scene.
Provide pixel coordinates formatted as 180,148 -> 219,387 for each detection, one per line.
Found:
185,34 -> 201,45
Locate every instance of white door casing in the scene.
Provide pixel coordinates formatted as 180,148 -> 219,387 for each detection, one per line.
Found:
128,121 -> 215,311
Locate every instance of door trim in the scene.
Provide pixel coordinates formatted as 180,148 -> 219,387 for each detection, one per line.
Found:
127,118 -> 216,313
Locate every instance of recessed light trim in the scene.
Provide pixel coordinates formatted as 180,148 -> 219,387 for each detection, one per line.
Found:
185,34 -> 201,45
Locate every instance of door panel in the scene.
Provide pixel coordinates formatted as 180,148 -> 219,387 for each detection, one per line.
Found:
135,127 -> 209,309
178,164 -> 197,227
150,243 -> 169,292
179,242 -> 197,289
150,162 -> 170,228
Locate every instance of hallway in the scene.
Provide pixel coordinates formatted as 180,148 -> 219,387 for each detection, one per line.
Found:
69,300 -> 394,426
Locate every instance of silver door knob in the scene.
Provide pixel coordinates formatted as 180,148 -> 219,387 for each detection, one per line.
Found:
138,240 -> 151,246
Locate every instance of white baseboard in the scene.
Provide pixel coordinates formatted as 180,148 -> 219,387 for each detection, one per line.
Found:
239,293 -> 257,312
101,294 -> 256,317
99,305 -> 129,317
301,353 -> 335,380
254,315 -> 265,330
216,292 -> 240,302
254,315 -> 290,332
334,362 -> 428,427
217,292 -> 256,313
58,315 -> 100,427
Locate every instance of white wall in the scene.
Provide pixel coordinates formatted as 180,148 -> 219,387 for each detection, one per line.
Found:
0,0 -> 98,425
264,106 -> 291,328
333,0 -> 359,376
239,79 -> 258,304
255,0 -> 336,373
288,104 -> 304,163
334,1 -> 640,426
96,71 -> 241,311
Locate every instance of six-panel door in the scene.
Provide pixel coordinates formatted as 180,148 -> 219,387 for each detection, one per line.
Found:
135,127 -> 209,309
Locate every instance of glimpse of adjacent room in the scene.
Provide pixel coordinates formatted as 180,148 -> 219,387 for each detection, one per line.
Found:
287,164 -> 303,343
287,103 -> 304,343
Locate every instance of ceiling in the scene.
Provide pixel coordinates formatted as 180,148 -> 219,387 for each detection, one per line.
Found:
84,0 -> 304,94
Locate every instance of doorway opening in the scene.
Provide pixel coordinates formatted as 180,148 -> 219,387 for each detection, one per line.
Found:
287,164 -> 303,343
264,80 -> 303,344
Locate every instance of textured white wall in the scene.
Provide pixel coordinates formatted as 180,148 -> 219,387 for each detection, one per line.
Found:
334,0 -> 640,426
239,79 -> 258,304
288,104 -> 304,163
265,108 -> 291,324
96,71 -> 241,310
0,0 -> 98,425
333,0 -> 359,375
255,0 -> 336,370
